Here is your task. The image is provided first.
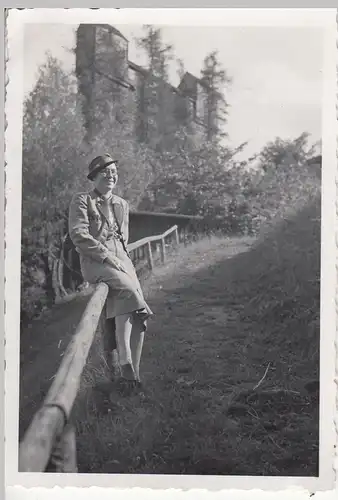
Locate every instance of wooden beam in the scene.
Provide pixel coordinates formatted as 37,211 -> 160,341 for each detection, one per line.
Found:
19,283 -> 109,472
19,405 -> 65,472
43,282 -> 109,416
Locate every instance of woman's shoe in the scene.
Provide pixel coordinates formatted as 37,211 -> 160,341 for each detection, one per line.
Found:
120,362 -> 136,380
116,377 -> 138,397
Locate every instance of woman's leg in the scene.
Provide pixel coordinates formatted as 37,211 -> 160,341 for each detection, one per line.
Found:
104,318 -> 120,378
115,313 -> 136,380
105,318 -> 117,350
130,324 -> 145,382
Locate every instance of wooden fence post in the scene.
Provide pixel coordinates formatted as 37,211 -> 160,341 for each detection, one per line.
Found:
160,237 -> 166,263
68,248 -> 76,292
57,257 -> 67,298
146,241 -> 154,270
45,423 -> 78,473
174,227 -> 179,246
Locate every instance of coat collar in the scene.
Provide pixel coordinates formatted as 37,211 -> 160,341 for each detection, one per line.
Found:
89,189 -> 123,225
90,188 -> 122,206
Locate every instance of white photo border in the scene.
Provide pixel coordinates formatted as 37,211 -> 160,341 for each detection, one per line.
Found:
4,7 -> 337,497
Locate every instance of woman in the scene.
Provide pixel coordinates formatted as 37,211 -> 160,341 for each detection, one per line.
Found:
69,154 -> 153,394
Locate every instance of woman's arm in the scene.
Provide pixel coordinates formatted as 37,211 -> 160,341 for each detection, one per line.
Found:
68,193 -> 109,263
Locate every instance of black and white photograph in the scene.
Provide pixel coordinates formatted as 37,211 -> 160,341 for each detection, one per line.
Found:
4,7 -> 337,494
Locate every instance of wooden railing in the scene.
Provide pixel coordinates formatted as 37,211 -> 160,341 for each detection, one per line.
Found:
19,225 -> 179,472
128,224 -> 179,272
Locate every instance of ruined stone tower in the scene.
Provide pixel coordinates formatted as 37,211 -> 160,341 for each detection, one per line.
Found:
75,23 -> 218,144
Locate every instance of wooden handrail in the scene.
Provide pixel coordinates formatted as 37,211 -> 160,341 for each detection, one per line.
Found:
19,283 -> 108,472
19,224 -> 180,472
127,224 -> 178,252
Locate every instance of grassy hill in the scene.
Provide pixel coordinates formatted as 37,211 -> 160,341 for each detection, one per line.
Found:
67,198 -> 320,476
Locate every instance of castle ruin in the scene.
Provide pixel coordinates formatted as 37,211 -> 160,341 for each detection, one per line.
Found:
75,24 -> 219,145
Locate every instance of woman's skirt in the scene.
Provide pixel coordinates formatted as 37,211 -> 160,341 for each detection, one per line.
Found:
79,238 -> 153,331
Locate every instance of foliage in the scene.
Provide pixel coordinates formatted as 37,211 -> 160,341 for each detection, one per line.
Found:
258,132 -> 317,172
133,33 -> 235,217
23,55 -> 87,227
134,27 -> 234,210
22,54 -> 88,321
245,133 -> 321,230
145,128 -> 320,238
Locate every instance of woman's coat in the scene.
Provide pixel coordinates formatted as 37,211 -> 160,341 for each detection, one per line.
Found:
68,189 -> 152,324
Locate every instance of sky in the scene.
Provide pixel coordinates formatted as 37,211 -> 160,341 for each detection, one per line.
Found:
23,22 -> 324,160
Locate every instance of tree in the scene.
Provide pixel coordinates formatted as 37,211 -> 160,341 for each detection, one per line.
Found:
200,50 -> 232,142
22,55 -> 87,231
137,25 -> 173,80
147,128 -> 247,217
143,50 -> 235,217
258,132 -> 317,172
135,25 -> 176,153
22,54 -> 88,315
238,133 -> 321,230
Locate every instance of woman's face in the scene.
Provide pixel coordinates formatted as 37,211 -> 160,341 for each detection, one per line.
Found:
93,162 -> 118,194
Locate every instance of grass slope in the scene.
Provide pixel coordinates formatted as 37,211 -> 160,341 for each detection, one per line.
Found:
71,199 -> 320,476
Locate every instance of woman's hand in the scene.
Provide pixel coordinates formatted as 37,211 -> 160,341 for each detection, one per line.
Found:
104,255 -> 128,273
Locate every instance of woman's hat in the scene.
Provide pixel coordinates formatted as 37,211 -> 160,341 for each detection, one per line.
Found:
87,154 -> 118,180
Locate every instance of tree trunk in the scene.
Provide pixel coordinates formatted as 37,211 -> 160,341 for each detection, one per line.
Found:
41,253 -> 55,304
57,235 -> 67,297
52,258 -> 61,302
